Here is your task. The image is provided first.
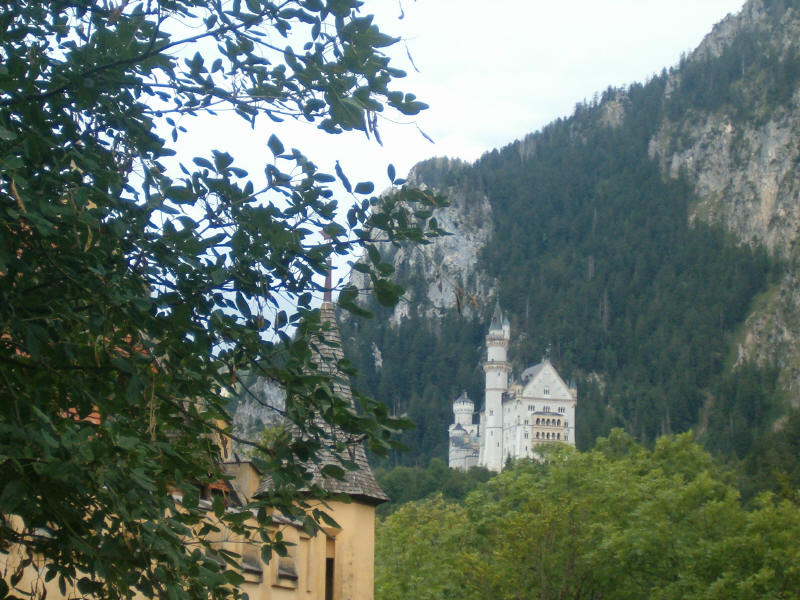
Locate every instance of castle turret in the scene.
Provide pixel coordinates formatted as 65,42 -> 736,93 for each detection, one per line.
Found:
481,302 -> 510,472
449,391 -> 479,470
452,391 -> 474,428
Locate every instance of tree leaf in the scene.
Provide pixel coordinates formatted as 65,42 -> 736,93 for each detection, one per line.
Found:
267,133 -> 284,156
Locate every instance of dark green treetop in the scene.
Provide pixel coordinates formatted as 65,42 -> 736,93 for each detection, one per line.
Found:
0,1 -> 443,599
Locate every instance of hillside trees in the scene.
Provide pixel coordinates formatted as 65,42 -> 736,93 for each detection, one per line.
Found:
0,1 -> 441,599
375,432 -> 800,600
343,82 -> 775,472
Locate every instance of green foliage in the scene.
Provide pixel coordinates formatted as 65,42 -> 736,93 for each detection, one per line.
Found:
374,495 -> 474,600
0,2 -> 443,599
373,458 -> 491,517
343,27 -> 782,470
740,407 -> 800,499
376,432 -> 800,600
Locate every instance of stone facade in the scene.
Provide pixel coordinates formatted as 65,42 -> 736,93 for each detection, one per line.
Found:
447,391 -> 480,470
449,304 -> 577,472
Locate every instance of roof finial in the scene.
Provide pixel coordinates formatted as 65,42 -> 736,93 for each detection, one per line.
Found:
323,259 -> 332,303
322,234 -> 333,304
490,299 -> 503,330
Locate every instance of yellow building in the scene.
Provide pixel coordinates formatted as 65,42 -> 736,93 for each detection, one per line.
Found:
211,295 -> 390,599
221,453 -> 387,600
2,297 -> 388,600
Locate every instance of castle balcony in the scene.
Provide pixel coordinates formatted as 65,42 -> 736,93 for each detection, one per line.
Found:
482,360 -> 511,373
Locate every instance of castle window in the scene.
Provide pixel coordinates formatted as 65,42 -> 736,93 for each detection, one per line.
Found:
524,419 -> 529,425
557,433 -> 561,440
557,419 -> 561,426
565,433 -> 569,441
544,386 -> 550,395
524,432 -> 529,439
546,432 -> 550,440
536,432 -> 540,439
489,410 -> 493,416
536,418 -> 540,425
528,405 -> 533,411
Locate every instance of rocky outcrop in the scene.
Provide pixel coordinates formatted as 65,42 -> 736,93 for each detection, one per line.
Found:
648,0 -> 800,403
650,105 -> 800,254
348,157 -> 496,327
230,376 -> 285,456
734,269 -> 800,407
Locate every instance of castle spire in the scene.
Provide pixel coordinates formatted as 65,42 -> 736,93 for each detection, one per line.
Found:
490,299 -> 503,331
257,250 -> 387,504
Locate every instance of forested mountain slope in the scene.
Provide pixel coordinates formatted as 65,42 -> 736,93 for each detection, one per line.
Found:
339,0 -> 800,489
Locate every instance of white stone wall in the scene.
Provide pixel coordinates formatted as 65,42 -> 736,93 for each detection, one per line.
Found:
481,329 -> 509,473
451,309 -> 577,472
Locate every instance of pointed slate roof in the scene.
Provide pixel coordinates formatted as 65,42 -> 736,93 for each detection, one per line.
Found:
521,360 -> 546,383
489,301 -> 503,331
255,299 -> 388,504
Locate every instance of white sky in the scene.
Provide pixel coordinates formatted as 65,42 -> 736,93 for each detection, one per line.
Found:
174,0 -> 746,190
305,0 -> 746,185
373,0 -> 746,173
166,0 -> 746,301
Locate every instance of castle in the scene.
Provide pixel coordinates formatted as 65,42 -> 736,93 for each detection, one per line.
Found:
448,304 -> 577,472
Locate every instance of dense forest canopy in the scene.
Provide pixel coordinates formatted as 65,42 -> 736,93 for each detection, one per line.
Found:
341,0 -> 800,497
375,432 -> 800,600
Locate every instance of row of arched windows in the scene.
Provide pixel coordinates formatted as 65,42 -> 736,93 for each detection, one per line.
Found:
535,432 -> 561,440
535,418 -> 561,426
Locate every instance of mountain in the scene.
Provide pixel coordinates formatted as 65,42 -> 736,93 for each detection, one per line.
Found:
339,0 -> 800,488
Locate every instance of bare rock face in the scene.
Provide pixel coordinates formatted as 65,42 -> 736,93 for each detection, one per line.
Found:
690,0 -> 769,63
648,0 -> 800,403
348,157 -> 496,327
230,376 -> 285,456
650,108 -> 800,254
599,98 -> 627,129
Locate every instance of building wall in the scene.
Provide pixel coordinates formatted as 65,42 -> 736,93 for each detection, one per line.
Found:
482,329 -> 510,472
2,465 -> 380,600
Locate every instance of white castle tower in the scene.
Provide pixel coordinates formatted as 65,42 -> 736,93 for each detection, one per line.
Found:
448,392 -> 479,470
480,302 -> 510,472
452,392 -> 474,428
451,299 -> 577,473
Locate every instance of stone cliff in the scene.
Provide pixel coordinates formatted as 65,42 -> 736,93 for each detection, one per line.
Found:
347,0 -> 800,409
649,0 -> 800,404
348,157 -> 496,327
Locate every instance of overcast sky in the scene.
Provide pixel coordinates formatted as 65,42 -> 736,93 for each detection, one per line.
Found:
175,1 -> 746,192
168,0 -> 747,303
371,0 -> 746,173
